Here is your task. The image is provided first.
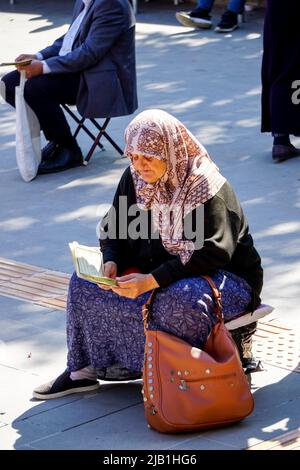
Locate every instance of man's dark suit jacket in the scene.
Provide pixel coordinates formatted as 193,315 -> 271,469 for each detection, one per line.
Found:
38,0 -> 138,118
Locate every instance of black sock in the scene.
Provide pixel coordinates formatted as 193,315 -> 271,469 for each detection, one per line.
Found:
273,134 -> 291,146
57,135 -> 78,149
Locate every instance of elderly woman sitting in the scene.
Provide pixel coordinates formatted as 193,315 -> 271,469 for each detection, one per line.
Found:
33,109 -> 263,399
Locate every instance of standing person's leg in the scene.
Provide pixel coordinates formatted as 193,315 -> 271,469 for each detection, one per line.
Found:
175,0 -> 215,29
270,78 -> 300,163
197,0 -> 215,10
227,0 -> 245,14
261,0 -> 300,163
271,133 -> 300,163
215,0 -> 246,32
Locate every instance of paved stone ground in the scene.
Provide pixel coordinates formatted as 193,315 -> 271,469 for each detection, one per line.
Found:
0,0 -> 299,450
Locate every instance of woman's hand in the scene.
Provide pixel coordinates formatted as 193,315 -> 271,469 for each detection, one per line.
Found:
104,261 -> 117,279
97,261 -> 117,291
110,272 -> 159,299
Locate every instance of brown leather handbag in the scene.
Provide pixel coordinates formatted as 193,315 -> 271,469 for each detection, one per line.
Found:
142,275 -> 254,433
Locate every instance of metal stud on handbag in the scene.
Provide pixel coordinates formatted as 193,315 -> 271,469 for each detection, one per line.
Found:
141,275 -> 254,434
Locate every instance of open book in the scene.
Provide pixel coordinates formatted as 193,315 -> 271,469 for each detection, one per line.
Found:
69,242 -> 117,286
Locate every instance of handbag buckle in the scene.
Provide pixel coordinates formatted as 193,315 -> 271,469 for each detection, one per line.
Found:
142,305 -> 149,320
216,296 -> 222,309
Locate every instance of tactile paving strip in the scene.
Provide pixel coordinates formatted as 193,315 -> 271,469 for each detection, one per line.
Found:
253,319 -> 300,374
0,257 -> 69,310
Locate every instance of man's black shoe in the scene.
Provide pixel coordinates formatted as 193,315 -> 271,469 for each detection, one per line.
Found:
41,141 -> 59,162
33,370 -> 100,400
215,9 -> 238,32
38,145 -> 83,174
272,143 -> 300,163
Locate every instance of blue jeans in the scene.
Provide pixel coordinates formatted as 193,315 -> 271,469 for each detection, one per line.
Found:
197,0 -> 245,14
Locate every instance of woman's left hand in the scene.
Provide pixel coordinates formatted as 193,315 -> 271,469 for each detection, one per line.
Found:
111,273 -> 159,299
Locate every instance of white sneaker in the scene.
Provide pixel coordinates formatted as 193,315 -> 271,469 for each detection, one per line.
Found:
176,11 -> 212,29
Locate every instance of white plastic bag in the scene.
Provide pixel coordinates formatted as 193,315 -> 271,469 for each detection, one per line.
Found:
15,71 -> 41,182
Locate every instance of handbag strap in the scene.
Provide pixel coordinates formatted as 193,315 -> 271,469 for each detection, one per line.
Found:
19,70 -> 26,95
142,275 -> 223,332
142,289 -> 157,333
201,275 -> 223,322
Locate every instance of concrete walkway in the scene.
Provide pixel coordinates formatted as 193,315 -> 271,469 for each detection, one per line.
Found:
0,0 -> 299,450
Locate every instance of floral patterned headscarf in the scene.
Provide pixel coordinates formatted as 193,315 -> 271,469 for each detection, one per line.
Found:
124,109 -> 226,264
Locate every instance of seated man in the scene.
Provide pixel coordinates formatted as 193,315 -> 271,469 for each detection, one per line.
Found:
1,0 -> 138,174
176,0 -> 245,33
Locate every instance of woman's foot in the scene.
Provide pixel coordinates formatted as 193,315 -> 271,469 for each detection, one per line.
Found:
272,143 -> 300,163
272,134 -> 300,162
33,370 -> 100,400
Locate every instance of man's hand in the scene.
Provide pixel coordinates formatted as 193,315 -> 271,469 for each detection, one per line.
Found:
15,54 -> 37,63
97,261 -> 117,291
110,272 -> 159,299
16,60 -> 43,79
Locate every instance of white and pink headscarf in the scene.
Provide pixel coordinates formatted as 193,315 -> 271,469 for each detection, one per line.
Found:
124,109 -> 226,264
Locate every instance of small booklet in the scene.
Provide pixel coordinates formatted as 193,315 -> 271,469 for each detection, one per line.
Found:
0,59 -> 32,67
69,241 -> 117,286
